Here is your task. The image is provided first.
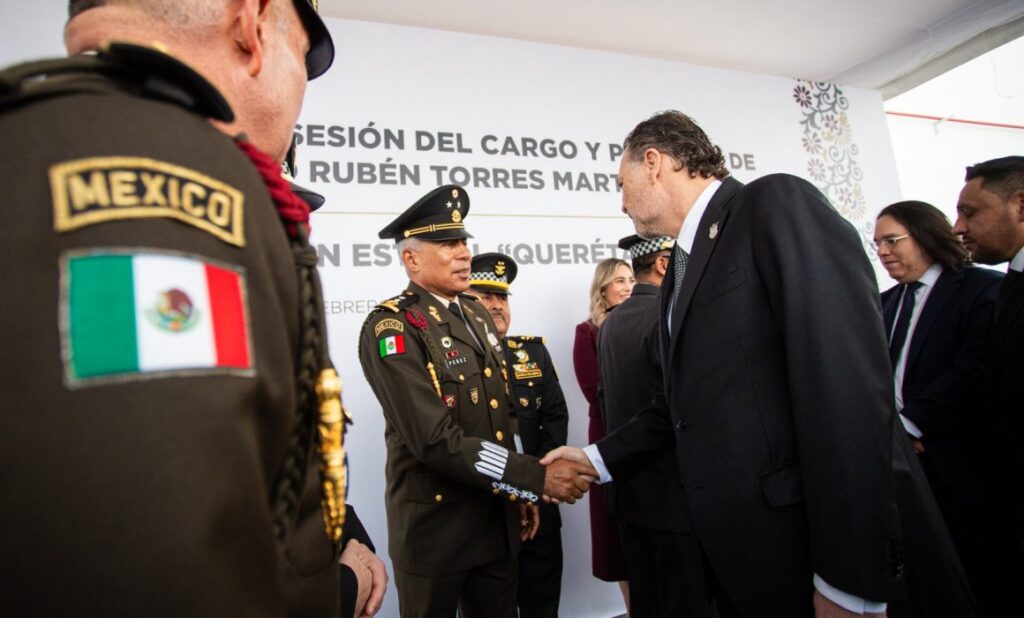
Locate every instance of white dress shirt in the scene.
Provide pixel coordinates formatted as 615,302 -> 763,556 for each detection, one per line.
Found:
1010,246 -> 1024,273
582,179 -> 885,613
891,263 -> 943,438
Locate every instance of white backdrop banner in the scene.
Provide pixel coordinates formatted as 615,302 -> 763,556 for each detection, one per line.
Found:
0,6 -> 901,616
305,17 -> 901,618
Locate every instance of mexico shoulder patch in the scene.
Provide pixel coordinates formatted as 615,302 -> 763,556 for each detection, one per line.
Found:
379,334 -> 405,358
50,157 -> 245,246
60,249 -> 254,387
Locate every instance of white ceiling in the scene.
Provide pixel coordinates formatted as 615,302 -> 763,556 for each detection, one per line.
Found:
321,0 -> 1024,97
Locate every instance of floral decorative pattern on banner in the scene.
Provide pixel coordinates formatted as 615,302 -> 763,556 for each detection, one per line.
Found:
793,80 -> 866,223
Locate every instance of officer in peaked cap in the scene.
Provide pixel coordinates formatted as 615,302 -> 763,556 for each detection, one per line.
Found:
359,187 -> 595,617
469,253 -> 569,618
67,0 -> 335,80
1,1 -> 343,615
598,234 -> 714,617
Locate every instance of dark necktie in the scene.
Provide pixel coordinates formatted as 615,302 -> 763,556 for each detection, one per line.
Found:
888,281 -> 922,368
670,247 -> 690,308
449,302 -> 482,348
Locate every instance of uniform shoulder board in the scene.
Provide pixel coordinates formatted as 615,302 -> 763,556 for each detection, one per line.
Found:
374,291 -> 419,313
0,43 -> 232,121
507,335 -> 546,345
460,292 -> 481,302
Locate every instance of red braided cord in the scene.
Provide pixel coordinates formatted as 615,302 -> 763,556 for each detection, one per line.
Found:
235,139 -> 310,238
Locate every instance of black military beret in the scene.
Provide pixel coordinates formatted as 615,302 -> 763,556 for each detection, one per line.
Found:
379,185 -> 473,243
470,252 -> 517,294
618,234 -> 675,260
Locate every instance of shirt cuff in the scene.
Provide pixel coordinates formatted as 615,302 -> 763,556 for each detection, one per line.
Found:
582,443 -> 612,484
899,414 -> 923,439
813,574 -> 886,614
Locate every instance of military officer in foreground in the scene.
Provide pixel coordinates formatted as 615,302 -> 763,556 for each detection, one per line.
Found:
358,185 -> 596,617
1,0 -> 348,615
469,253 -> 569,618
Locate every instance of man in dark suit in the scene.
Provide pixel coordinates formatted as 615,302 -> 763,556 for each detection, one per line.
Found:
597,234 -> 712,618
953,156 -> 1024,563
875,200 -> 1012,615
542,111 -> 974,617
469,252 -> 570,618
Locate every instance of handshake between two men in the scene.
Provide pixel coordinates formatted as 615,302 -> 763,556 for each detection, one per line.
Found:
538,446 -> 598,504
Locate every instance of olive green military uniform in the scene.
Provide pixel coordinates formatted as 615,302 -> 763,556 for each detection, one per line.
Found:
359,279 -> 545,617
0,46 -> 339,616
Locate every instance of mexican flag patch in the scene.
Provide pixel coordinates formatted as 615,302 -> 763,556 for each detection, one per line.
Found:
62,250 -> 253,385
379,334 -> 405,358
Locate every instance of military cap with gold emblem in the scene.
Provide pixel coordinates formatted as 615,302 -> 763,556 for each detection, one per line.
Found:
378,184 -> 472,242
618,234 -> 675,259
469,252 -> 518,294
67,0 -> 335,79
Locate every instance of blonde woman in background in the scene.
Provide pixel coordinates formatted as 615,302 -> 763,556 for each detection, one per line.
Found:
572,258 -> 635,614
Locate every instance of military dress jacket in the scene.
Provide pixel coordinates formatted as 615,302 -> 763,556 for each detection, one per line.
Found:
359,281 -> 545,576
0,47 -> 338,616
503,335 -> 569,529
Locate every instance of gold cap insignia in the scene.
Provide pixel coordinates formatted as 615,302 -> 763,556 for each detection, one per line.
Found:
495,261 -> 506,276
519,397 -> 529,407
452,210 -> 462,223
452,188 -> 459,198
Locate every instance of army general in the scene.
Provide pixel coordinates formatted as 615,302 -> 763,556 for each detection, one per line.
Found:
358,185 -> 596,617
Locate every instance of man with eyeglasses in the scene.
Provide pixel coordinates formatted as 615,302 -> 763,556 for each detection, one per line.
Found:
874,200 -> 1013,615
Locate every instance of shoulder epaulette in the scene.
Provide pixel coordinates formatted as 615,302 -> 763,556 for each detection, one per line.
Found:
375,291 -> 419,313
506,335 -> 546,346
0,43 -> 233,121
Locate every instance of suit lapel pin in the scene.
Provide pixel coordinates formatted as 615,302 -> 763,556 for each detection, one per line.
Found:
709,222 -> 719,239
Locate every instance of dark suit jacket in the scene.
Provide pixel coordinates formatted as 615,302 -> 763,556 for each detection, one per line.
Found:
597,282 -> 689,533
990,269 -> 1024,491
596,175 -> 974,617
881,266 -> 1001,502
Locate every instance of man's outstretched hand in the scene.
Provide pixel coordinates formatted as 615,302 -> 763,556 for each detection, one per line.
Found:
540,446 -> 599,504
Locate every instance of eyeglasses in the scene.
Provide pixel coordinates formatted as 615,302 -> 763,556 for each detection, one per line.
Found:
872,234 -> 911,252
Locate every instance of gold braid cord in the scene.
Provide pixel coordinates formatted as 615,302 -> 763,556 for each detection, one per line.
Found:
426,362 -> 442,398
315,369 -> 348,543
